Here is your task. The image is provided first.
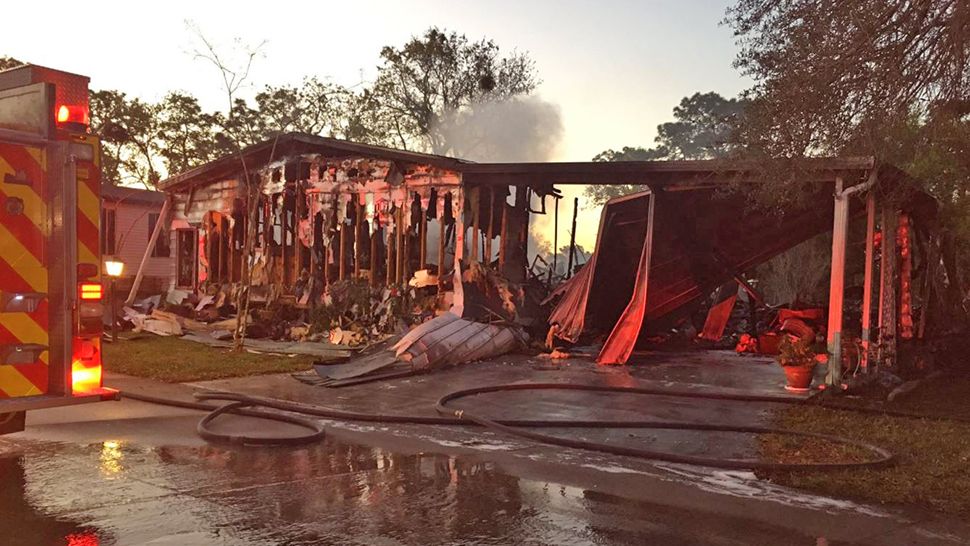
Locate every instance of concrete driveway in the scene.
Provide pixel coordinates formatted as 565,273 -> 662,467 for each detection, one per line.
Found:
1,355 -> 968,545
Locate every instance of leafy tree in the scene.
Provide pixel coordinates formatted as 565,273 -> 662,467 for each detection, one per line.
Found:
726,0 -> 970,309
369,27 -> 539,153
591,146 -> 667,163
89,90 -> 162,188
253,77 -> 351,138
83,27 -> 541,186
586,92 -> 747,205
727,0 -> 968,161
657,92 -> 747,159
155,92 -> 222,175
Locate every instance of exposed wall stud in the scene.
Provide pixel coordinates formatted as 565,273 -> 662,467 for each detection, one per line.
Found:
567,196 -> 578,278
498,195 -> 508,270
353,197 -> 362,278
486,186 -> 495,264
471,187 -> 480,262
338,201 -> 348,281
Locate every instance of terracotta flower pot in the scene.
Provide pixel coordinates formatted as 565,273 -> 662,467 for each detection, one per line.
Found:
782,364 -> 816,393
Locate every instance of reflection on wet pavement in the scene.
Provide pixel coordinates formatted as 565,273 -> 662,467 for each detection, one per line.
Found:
0,436 -> 830,545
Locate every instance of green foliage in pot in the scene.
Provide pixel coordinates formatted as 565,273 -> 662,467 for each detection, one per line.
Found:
777,335 -> 817,368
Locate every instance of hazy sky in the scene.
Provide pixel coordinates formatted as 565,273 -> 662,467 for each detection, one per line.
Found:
4,0 -> 749,250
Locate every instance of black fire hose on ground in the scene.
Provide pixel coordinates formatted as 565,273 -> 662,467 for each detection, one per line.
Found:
122,383 -> 895,471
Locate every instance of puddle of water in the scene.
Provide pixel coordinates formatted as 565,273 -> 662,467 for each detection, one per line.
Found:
0,437 -> 841,545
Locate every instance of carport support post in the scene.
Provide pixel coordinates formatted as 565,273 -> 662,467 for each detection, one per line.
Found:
826,177 -> 849,387
860,191 -> 876,372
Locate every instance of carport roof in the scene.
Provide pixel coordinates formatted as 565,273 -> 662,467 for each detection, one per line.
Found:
157,132 -> 894,193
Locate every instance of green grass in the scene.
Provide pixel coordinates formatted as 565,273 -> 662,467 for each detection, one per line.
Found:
758,376 -> 970,515
103,335 -> 316,383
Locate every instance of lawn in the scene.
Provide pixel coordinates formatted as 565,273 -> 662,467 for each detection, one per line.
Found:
758,375 -> 970,515
103,335 -> 317,383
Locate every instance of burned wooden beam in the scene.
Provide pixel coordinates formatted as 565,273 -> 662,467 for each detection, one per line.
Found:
437,213 -> 446,290
353,198 -> 362,279
499,196 -> 508,271
471,187 -> 480,262
567,196 -> 578,278
295,183 -> 305,284
386,222 -> 394,287
486,186 -> 495,265
419,208 -> 428,270
395,204 -> 404,285
339,201 -> 347,281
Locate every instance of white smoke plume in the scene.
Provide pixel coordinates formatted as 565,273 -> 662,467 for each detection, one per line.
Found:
434,95 -> 563,162
431,95 -> 564,265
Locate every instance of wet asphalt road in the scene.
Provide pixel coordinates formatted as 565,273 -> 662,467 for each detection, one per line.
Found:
0,398 -> 843,546
0,434 -> 844,546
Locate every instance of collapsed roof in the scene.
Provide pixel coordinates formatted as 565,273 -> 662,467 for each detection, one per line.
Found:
547,163 -> 937,364
150,133 -> 938,367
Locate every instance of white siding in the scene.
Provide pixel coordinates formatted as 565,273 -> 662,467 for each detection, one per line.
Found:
105,201 -> 176,288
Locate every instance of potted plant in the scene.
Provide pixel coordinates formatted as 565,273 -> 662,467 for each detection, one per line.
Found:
776,335 -> 818,392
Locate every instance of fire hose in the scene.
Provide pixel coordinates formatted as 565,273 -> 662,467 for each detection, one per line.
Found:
121,383 -> 900,471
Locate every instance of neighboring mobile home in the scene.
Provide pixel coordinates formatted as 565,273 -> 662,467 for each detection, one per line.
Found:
101,183 -> 175,296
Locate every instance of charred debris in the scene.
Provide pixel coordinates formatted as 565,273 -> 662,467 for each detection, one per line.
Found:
126,133 -> 947,392
124,133 -> 556,383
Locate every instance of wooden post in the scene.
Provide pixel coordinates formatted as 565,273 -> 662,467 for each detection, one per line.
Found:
826,177 -> 849,387
295,183 -> 304,283
322,208 -> 330,290
402,198 -> 411,284
567,196 -> 578,278
550,195 -> 559,283
308,204 -> 316,297
338,201 -> 347,282
860,191 -> 876,372
228,219 -> 235,283
370,219 -> 378,288
386,222 -> 394,287
437,213 -> 446,289
485,186 -> 495,265
216,216 -> 225,283
878,206 -> 898,367
498,196 -> 508,270
518,187 -> 529,281
471,187 -> 480,262
419,204 -> 427,269
353,197 -> 362,278
280,203 -> 288,286
394,205 -> 403,284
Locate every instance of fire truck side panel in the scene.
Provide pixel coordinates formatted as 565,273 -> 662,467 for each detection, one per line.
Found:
0,140 -> 50,398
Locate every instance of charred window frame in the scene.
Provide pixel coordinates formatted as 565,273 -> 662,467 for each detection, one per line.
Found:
148,212 -> 171,258
175,228 -> 198,288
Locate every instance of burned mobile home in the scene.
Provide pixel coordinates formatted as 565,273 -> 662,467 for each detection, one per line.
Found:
133,132 -> 939,386
129,133 -> 552,330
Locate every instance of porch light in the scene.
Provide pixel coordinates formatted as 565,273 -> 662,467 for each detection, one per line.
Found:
104,259 -> 124,278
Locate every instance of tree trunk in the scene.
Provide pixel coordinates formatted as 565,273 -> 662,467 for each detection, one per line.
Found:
939,230 -> 968,326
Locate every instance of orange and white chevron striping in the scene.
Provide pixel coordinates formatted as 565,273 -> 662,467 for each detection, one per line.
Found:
0,142 -> 50,398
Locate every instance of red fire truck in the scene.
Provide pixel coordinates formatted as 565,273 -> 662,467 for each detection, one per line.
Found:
0,64 -> 118,435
